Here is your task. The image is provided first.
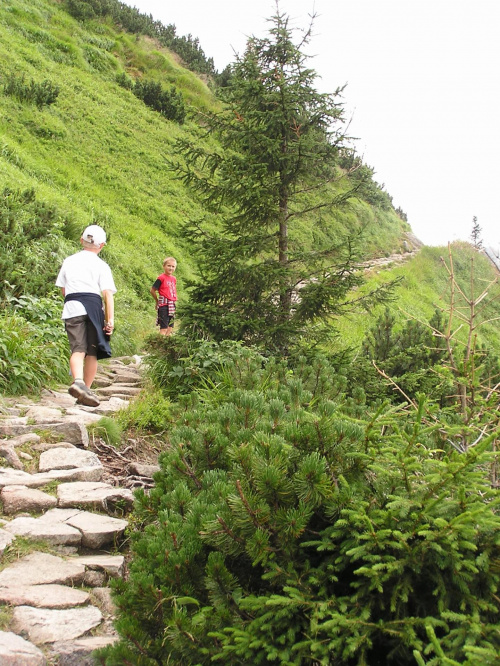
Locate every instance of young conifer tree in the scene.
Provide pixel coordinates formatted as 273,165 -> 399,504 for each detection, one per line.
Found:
173,4 -> 393,352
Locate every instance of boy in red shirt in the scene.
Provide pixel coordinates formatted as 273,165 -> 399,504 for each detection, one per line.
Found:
150,257 -> 177,336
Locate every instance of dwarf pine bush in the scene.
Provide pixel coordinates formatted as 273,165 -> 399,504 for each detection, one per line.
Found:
98,349 -> 500,666
3,73 -> 59,108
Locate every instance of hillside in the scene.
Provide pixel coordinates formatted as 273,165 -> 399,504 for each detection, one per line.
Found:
0,0 -> 410,356
335,241 -> 500,356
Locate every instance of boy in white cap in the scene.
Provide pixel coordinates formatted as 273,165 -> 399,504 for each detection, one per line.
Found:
55,224 -> 117,406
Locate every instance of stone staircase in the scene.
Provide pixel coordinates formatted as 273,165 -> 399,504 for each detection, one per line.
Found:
0,356 -> 156,665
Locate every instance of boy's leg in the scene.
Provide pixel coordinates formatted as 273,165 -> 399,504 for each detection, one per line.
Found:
69,351 -> 86,381
65,316 -> 100,406
158,307 -> 174,336
83,355 -> 98,387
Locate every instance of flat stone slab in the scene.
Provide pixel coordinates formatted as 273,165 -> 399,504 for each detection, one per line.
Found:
62,410 -> 104,425
5,433 -> 41,448
74,554 -> 125,578
0,421 -> 89,448
38,448 -> 102,473
65,511 -> 128,549
39,390 -> 75,407
1,485 -> 57,515
6,508 -> 128,550
128,462 -> 160,477
110,367 -> 141,377
0,466 -> 104,488
0,584 -> 89,608
0,631 -> 46,665
57,481 -> 134,512
3,516 -> 82,547
96,385 -> 141,396
0,527 -> 15,555
31,441 -> 77,452
11,605 -> 102,645
94,397 -> 129,414
24,407 -> 64,421
50,635 -> 117,665
0,552 -> 85,587
92,376 -> 114,388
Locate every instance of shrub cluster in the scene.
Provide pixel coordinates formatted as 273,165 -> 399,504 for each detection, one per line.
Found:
2,73 -> 60,109
99,344 -> 500,665
129,78 -> 185,124
143,334 -> 267,398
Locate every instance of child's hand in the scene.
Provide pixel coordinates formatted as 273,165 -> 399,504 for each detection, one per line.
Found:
104,320 -> 114,335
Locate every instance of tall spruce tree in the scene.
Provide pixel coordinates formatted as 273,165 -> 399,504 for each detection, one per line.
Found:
173,4 -> 393,352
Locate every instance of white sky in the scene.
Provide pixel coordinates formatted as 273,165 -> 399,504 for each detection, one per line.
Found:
127,0 -> 500,249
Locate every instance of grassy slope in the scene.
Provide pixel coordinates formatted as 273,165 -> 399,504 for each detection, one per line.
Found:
0,0 -> 431,354
336,241 -> 500,352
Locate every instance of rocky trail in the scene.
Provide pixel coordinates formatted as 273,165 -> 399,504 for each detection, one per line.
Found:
0,356 -> 158,665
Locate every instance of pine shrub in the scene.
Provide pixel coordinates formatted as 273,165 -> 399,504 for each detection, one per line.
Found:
99,350 -> 500,665
3,73 -> 60,108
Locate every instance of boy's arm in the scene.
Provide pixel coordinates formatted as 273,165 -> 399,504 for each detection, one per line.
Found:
150,287 -> 159,308
102,289 -> 114,334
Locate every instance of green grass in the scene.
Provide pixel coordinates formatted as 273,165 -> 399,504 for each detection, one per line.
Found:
335,242 -> 500,352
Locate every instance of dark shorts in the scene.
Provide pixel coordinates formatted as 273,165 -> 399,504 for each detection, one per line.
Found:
65,315 -> 98,356
157,306 -> 174,329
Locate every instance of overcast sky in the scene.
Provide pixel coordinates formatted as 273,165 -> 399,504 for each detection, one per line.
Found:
127,0 -> 500,250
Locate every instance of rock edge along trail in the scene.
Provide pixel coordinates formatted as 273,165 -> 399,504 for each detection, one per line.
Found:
0,356 -> 159,665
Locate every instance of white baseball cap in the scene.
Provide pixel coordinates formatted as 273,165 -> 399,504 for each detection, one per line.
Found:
81,224 -> 106,246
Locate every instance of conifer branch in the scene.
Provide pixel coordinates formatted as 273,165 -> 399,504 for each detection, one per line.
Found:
236,479 -> 262,528
173,455 -> 203,489
372,361 -> 417,409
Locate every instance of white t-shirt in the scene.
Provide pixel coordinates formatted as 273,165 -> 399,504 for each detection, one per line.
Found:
55,250 -> 117,319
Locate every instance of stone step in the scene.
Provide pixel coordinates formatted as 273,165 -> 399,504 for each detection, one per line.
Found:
38,447 -> 102,474
96,385 -> 142,397
0,631 -> 46,665
0,552 -> 88,587
4,508 -> 128,549
1,485 -> 57,515
0,465 -> 104,488
57,481 -> 134,513
50,635 -> 118,664
11,605 -> 103,645
0,420 -> 89,448
0,584 -> 90,609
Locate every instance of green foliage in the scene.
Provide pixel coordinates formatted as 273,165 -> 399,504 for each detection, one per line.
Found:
2,72 -> 59,108
100,349 -> 500,665
350,307 -> 450,404
144,334 -> 267,398
120,77 -> 186,124
87,416 -> 123,446
0,304 -> 69,395
116,389 -> 172,434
